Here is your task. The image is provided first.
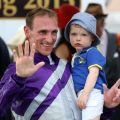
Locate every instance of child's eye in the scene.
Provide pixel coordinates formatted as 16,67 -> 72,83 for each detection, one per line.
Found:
81,33 -> 87,36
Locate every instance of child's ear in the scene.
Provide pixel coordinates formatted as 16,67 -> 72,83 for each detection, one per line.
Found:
92,39 -> 95,42
92,36 -> 96,42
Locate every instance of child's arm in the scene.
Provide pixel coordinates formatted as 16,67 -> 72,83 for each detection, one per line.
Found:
77,66 -> 99,109
83,66 -> 99,96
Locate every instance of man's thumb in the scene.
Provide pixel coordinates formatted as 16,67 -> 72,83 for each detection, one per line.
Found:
103,84 -> 108,93
35,61 -> 45,70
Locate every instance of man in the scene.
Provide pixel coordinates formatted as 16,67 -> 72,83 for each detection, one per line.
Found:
0,7 -> 120,120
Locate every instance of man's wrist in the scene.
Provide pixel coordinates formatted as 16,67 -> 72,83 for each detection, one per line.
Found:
11,74 -> 26,87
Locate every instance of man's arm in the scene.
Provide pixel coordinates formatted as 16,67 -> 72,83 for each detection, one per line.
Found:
0,64 -> 25,116
104,79 -> 120,108
0,40 -> 45,116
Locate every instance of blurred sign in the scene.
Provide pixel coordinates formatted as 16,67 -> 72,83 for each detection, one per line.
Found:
0,0 -> 81,18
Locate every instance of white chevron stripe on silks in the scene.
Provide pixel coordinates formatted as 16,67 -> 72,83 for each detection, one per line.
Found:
38,76 -> 81,120
12,59 -> 67,120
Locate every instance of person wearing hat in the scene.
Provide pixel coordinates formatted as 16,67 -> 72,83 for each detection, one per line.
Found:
81,1 -> 120,119
0,7 -> 120,120
7,26 -> 26,61
81,0 -> 120,88
64,12 -> 107,120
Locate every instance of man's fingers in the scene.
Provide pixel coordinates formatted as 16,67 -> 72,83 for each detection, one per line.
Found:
24,40 -> 30,56
13,49 -> 18,61
38,62 -> 45,68
35,62 -> 45,71
112,79 -> 120,88
103,84 -> 108,93
30,43 -> 36,57
18,44 -> 24,57
113,89 -> 120,102
113,95 -> 120,102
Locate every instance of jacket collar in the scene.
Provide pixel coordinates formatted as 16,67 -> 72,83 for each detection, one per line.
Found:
34,52 -> 59,65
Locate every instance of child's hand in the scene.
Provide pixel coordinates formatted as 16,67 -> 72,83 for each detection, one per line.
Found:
77,91 -> 89,109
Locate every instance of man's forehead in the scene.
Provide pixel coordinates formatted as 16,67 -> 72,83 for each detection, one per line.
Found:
33,16 -> 58,26
33,15 -> 57,22
31,16 -> 58,31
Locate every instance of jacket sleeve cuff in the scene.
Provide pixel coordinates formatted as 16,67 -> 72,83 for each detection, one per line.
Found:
11,74 -> 26,87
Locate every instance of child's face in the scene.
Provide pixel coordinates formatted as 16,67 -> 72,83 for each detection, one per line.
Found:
69,24 -> 94,52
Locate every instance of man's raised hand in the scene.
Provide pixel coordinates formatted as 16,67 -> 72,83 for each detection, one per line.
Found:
13,40 -> 45,77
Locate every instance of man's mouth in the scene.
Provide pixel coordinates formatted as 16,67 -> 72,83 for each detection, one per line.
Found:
40,42 -> 54,47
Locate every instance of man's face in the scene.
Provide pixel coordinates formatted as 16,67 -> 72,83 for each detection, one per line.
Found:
96,17 -> 105,37
25,15 -> 58,56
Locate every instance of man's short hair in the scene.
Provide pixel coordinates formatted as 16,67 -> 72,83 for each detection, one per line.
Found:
26,7 -> 57,29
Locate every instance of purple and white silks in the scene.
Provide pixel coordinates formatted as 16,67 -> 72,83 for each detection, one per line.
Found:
0,52 -> 81,120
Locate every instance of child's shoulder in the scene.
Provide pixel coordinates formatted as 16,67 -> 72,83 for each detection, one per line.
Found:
87,46 -> 103,56
87,46 -> 98,52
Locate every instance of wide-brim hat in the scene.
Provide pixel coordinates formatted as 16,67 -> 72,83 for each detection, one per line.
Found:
81,0 -> 108,18
64,12 -> 100,46
86,4 -> 108,19
53,4 -> 80,29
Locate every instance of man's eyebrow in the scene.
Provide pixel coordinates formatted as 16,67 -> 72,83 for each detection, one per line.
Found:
38,29 -> 58,32
39,29 -> 47,32
53,29 -> 58,33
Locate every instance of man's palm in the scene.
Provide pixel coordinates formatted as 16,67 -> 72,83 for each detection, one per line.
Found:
13,41 -> 45,77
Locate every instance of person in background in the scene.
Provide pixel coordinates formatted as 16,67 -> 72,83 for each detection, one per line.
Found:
7,26 -> 26,62
0,7 -> 120,120
0,37 -> 12,120
81,0 -> 120,119
64,12 -> 107,120
0,37 -> 11,79
54,4 -> 79,62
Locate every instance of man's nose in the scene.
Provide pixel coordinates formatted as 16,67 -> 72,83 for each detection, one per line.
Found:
46,33 -> 53,42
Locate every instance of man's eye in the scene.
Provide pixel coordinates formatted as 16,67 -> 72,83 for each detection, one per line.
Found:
70,33 -> 77,36
40,31 -> 47,35
52,30 -> 58,36
52,32 -> 57,36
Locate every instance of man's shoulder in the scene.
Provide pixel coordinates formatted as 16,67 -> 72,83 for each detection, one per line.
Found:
105,29 -> 117,39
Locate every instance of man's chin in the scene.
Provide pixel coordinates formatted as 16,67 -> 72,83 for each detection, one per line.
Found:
39,51 -> 52,56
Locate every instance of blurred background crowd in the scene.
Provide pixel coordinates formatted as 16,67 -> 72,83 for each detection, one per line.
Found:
0,0 -> 120,120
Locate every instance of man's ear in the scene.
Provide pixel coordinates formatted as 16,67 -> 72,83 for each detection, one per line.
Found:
24,26 -> 30,40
